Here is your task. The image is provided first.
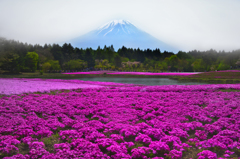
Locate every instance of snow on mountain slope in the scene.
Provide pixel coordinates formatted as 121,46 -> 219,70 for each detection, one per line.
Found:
67,20 -> 177,52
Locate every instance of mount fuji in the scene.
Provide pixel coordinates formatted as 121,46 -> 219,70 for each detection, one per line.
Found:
67,20 -> 177,52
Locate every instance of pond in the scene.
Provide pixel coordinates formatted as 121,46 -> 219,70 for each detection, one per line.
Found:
76,77 -> 207,85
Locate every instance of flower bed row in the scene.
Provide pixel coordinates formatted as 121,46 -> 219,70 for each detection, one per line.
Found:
0,83 -> 240,158
107,72 -> 200,76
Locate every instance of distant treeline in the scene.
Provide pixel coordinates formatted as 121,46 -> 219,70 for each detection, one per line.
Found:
0,37 -> 240,73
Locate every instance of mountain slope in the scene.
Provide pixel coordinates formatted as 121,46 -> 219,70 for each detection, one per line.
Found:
67,20 -> 177,52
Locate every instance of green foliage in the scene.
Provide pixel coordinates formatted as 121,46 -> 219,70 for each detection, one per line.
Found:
1,38 -> 240,73
217,61 -> 230,70
25,52 -> 39,72
67,138 -> 72,143
168,55 -> 179,71
104,47 -> 115,63
177,51 -> 192,59
114,54 -> 122,68
192,59 -> 205,72
43,137 -> 52,146
88,117 -> 99,121
146,152 -> 154,158
95,59 -> 111,70
121,57 -> 129,62
64,59 -> 86,70
85,48 -> 95,68
219,89 -> 240,92
48,60 -> 61,70
136,119 -> 145,123
53,132 -> 59,138
0,53 -> 20,73
42,132 -> 59,147
42,62 -> 51,72
50,44 -> 64,67
127,142 -> 143,154
187,142 -> 196,147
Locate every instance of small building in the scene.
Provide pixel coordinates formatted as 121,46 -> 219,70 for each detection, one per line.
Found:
236,58 -> 240,68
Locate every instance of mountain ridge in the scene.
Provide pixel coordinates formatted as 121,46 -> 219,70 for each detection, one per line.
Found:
67,20 -> 178,52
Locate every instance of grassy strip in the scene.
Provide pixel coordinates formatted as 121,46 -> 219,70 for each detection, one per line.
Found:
218,89 -> 240,92
171,77 -> 240,84
187,71 -> 240,79
171,71 -> 240,84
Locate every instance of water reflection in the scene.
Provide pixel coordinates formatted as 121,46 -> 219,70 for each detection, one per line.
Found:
76,77 -> 206,85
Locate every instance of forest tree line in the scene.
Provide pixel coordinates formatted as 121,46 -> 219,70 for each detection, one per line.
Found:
0,37 -> 240,73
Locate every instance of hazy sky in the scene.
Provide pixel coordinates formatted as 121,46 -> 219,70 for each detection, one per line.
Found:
0,0 -> 240,51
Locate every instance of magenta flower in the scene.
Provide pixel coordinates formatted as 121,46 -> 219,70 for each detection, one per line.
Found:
197,150 -> 217,159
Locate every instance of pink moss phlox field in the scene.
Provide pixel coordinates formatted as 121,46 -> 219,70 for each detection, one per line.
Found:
1,84 -> 240,158
0,78 -> 135,95
63,71 -> 201,76
62,71 -> 115,75
107,72 -> 200,76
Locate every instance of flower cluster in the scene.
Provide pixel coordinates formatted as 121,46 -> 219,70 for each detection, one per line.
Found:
197,150 -> 217,159
135,133 -> 152,144
0,135 -> 20,154
195,130 -> 208,140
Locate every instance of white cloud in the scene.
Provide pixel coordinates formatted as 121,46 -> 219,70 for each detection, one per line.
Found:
0,0 -> 239,51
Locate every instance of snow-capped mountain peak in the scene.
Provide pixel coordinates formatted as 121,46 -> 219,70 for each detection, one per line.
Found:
112,19 -> 130,25
67,20 -> 177,52
98,20 -> 131,30
97,19 -> 138,37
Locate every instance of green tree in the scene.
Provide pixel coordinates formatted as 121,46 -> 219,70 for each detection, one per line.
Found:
25,52 -> 39,72
121,57 -> 129,62
85,48 -> 95,68
192,59 -> 205,72
51,44 -> 64,67
62,43 -> 74,61
48,60 -> 61,70
156,61 -> 168,72
105,47 -> 114,63
217,61 -> 230,70
42,62 -> 51,72
114,54 -> 122,68
168,55 -> 179,71
1,53 -> 20,73
95,59 -> 110,70
177,51 -> 192,59
64,59 -> 86,70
